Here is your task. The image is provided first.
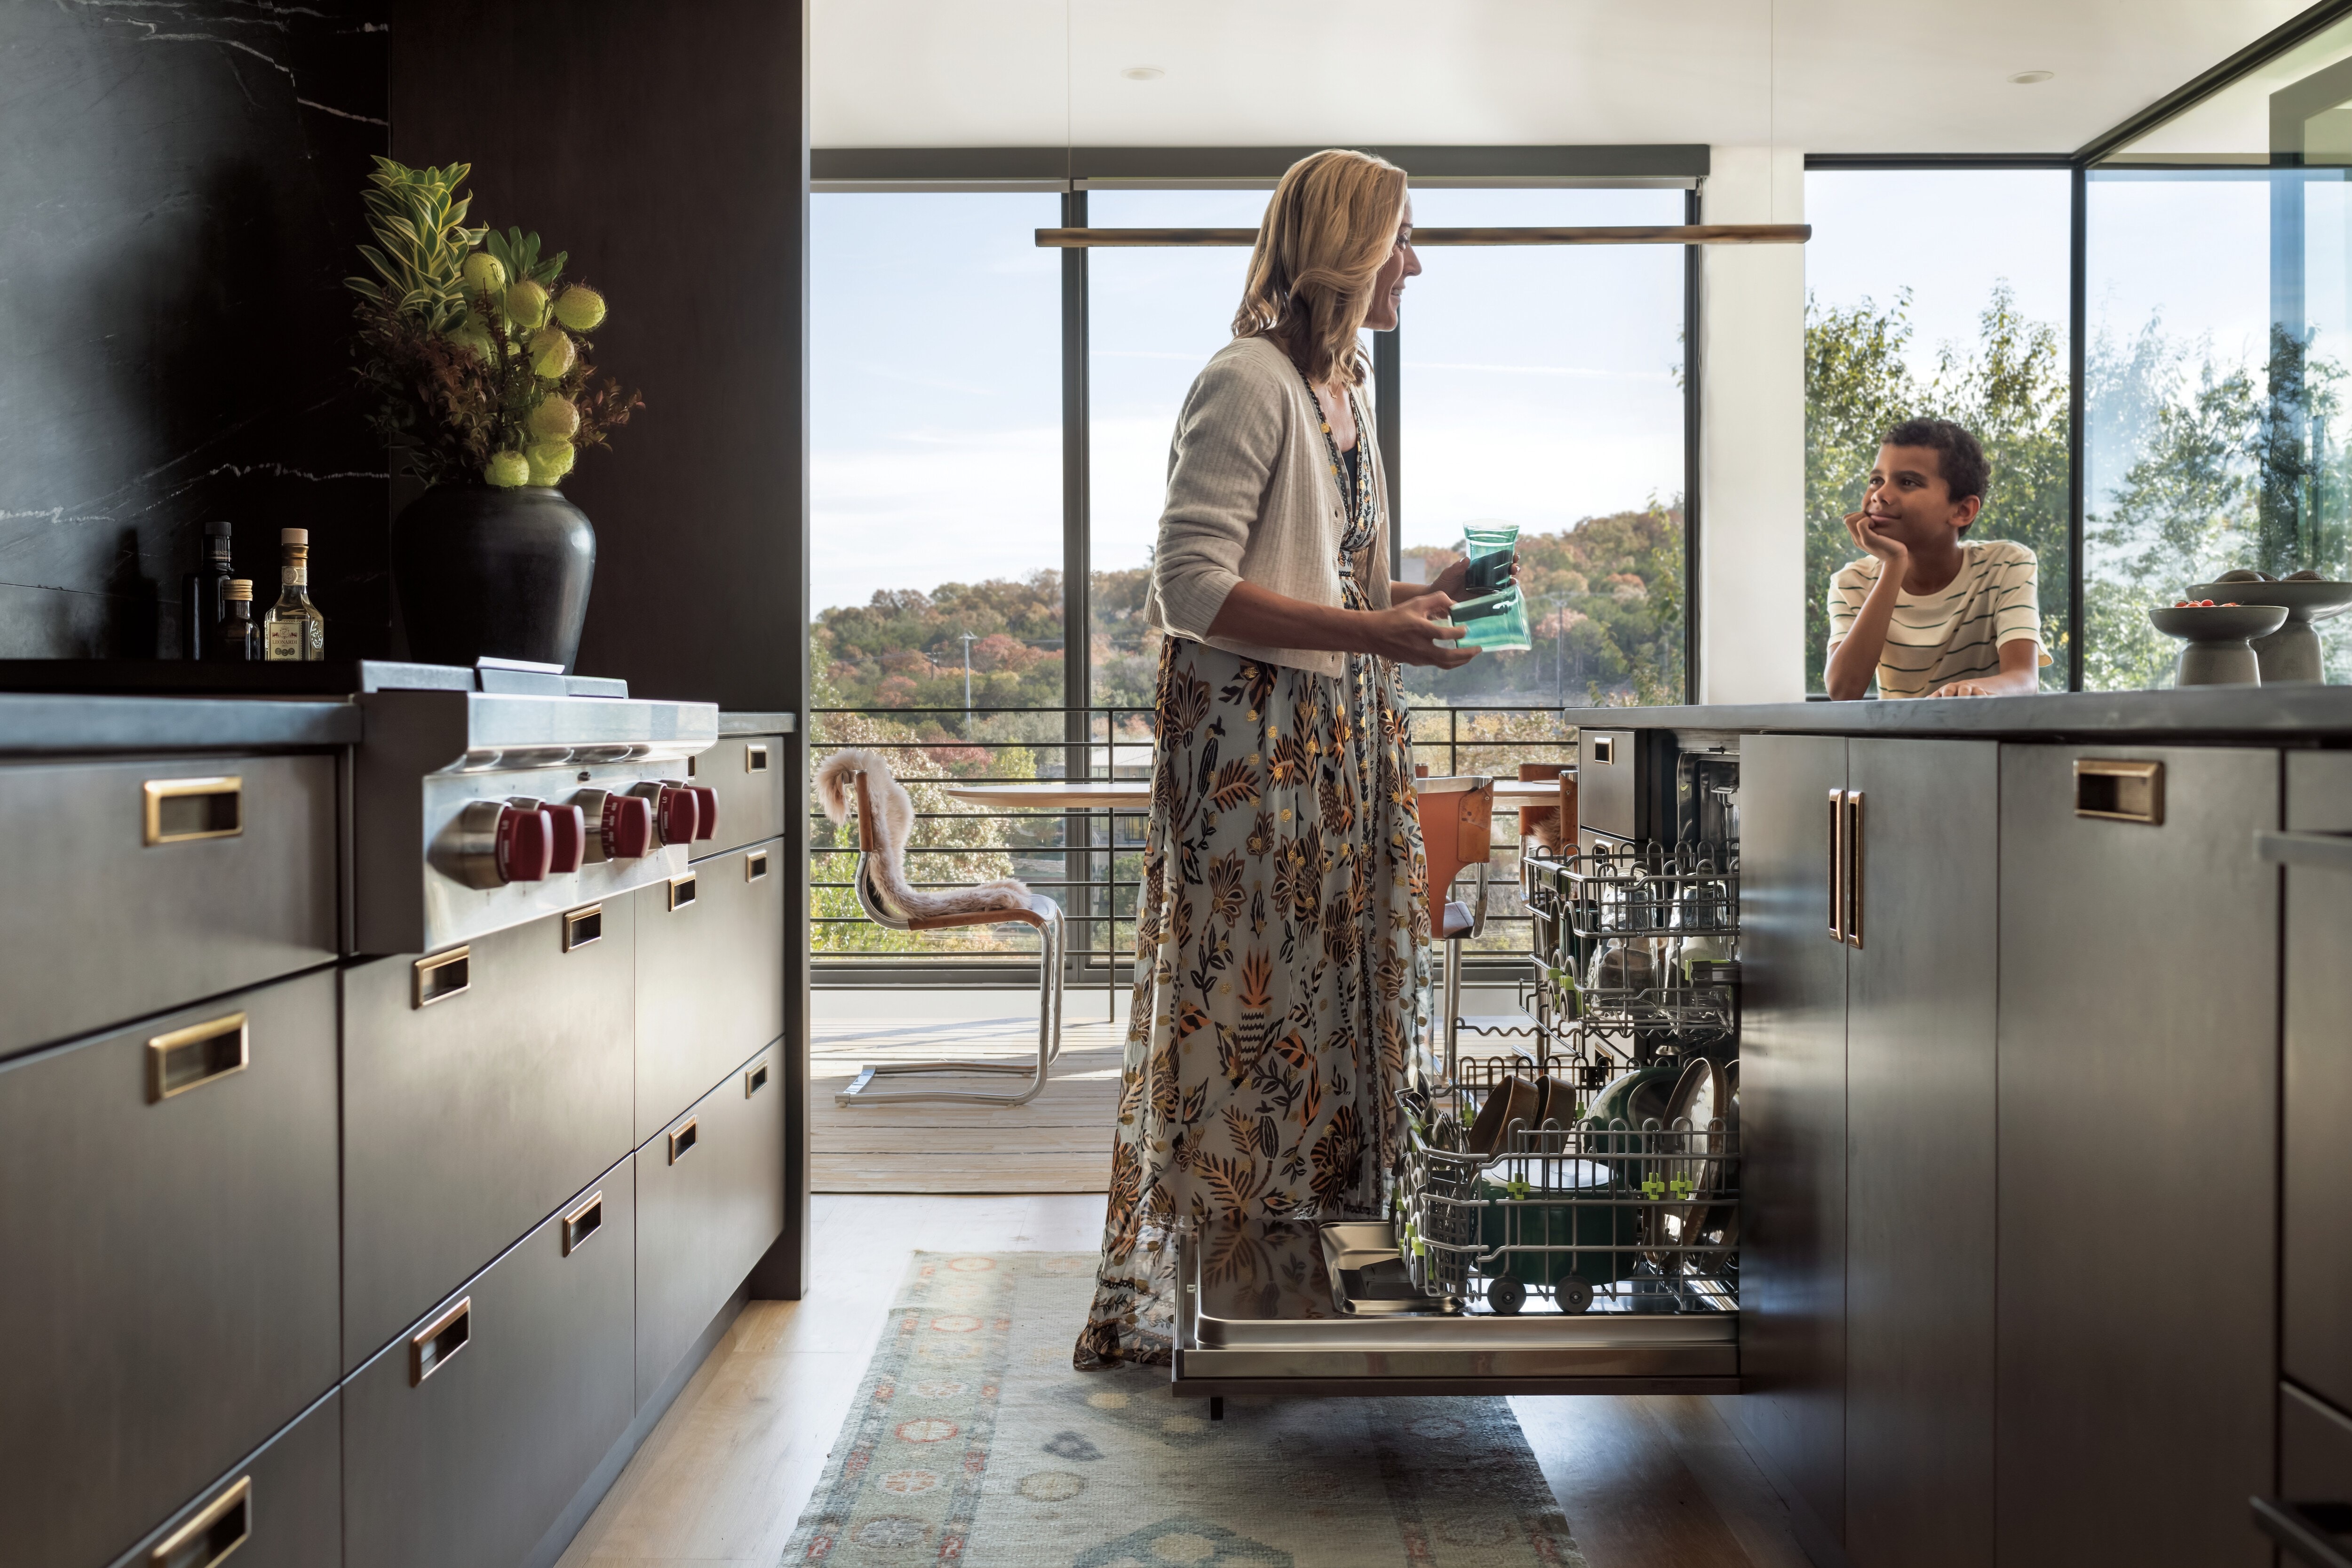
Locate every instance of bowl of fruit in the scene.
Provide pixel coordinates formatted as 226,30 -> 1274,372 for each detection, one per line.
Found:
2184,569 -> 2352,682
2148,598 -> 2290,686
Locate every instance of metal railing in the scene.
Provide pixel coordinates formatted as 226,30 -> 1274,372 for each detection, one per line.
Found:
806,704 -> 1577,1010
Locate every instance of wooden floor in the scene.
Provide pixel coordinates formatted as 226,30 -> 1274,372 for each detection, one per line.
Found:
555,1193 -> 1818,1568
812,1013 -> 1124,1194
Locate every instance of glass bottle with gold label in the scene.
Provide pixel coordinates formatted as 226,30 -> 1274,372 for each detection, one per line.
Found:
213,579 -> 262,661
262,527 -> 326,661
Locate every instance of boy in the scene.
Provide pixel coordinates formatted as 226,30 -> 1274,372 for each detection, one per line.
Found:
1824,418 -> 2048,700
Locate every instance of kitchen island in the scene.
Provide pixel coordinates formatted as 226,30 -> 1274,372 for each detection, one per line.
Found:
1560,690 -> 2352,1568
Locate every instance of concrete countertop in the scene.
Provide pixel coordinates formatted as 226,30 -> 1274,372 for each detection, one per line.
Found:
0,692 -> 363,754
1564,685 -> 2352,742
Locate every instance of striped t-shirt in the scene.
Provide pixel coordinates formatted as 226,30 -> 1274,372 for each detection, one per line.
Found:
1828,540 -> 2048,699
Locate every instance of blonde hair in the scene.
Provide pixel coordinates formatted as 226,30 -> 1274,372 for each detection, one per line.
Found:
1232,149 -> 1408,388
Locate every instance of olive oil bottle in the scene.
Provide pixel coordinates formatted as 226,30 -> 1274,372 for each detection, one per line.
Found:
261,528 -> 326,661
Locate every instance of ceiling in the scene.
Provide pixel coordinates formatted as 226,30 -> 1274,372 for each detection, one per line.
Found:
811,0 -> 2312,157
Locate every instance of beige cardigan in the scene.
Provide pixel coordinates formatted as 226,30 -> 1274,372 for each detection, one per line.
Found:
1144,335 -> 1393,679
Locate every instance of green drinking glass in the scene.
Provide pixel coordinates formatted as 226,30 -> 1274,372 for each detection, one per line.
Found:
1446,583 -> 1532,653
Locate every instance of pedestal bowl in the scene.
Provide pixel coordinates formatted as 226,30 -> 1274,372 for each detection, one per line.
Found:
2187,579 -> 2352,683
2150,603 -> 2290,686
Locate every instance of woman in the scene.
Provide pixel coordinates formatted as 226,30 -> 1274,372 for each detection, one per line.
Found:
1076,149 -> 1510,1369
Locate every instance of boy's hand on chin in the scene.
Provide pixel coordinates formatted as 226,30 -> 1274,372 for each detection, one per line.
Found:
1843,509 -> 1909,567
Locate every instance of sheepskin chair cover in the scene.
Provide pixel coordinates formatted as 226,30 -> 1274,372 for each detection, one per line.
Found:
814,748 -> 1032,921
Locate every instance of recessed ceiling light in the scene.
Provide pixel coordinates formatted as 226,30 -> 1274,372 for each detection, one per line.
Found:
1121,65 -> 1165,80
2009,70 -> 2054,85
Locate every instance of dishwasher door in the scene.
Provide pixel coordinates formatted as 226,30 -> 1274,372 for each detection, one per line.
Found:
1169,1219 -> 1738,1399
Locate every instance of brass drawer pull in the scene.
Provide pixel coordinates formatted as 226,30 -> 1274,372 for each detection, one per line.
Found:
667,872 -> 698,911
148,1012 -> 249,1103
746,849 -> 770,882
668,1117 -> 699,1164
562,1191 -> 604,1256
745,1059 -> 771,1097
563,904 -> 604,951
410,1296 -> 471,1385
1590,736 -> 1615,765
1843,789 -> 1866,950
746,742 -> 770,772
149,1473 -> 250,1568
143,775 -> 242,845
413,947 -> 470,1008
1827,789 -> 1845,943
2076,759 -> 2164,824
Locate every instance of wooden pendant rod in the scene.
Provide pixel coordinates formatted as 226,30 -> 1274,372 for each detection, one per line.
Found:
1034,223 -> 1810,249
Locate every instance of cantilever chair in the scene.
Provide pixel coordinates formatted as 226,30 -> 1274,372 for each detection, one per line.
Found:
834,767 -> 1067,1107
1414,773 -> 1496,1084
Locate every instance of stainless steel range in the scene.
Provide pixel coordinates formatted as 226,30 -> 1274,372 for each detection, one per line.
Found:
354,688 -> 719,955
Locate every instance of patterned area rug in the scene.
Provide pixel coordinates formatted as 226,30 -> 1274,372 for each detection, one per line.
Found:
782,1251 -> 1585,1568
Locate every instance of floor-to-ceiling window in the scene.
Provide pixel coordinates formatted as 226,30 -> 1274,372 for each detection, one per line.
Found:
2084,16 -> 2352,687
1801,167 -> 2074,693
809,190 -> 1065,966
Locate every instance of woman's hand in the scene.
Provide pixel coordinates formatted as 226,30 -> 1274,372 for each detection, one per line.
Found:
1425,548 -> 1520,601
1365,601 -> 1478,668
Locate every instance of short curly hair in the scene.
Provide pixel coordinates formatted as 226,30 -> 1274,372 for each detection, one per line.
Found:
1883,417 -> 1989,510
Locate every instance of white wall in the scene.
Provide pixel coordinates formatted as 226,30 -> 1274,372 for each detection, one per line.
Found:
1698,146 -> 1808,705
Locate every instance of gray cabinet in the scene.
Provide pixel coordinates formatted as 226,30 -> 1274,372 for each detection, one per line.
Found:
342,902 -> 636,1369
1995,743 -> 2278,1568
1843,739 -> 1996,1568
1731,732 -> 1850,1550
0,753 -> 338,1059
637,1041 -> 787,1405
688,732 -> 785,856
635,836 -> 785,1143
0,969 -> 341,1568
2283,753 -> 2352,1418
343,1165 -> 636,1568
108,1393 -> 341,1568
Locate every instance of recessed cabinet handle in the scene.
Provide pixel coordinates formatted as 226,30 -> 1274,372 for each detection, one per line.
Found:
562,1192 -> 604,1256
1591,736 -> 1614,765
745,1060 -> 771,1097
746,849 -> 770,882
1827,789 -> 1845,944
667,873 -> 698,911
149,1474 -> 250,1568
668,1118 -> 699,1163
2252,1497 -> 2352,1568
563,904 -> 604,951
413,947 -> 470,1008
1843,789 -> 1865,950
746,742 -> 770,772
147,1012 -> 249,1103
410,1296 -> 471,1385
143,775 -> 242,845
2075,758 -> 2164,824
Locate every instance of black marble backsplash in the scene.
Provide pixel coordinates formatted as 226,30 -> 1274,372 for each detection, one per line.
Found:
0,0 -> 390,659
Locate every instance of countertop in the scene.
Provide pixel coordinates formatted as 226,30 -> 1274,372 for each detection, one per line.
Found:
0,692 -> 363,753
1564,685 -> 2352,742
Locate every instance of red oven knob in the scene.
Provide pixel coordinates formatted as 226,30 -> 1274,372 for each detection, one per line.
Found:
509,797 -> 587,875
574,789 -> 654,861
629,780 -> 699,847
688,786 -> 718,841
495,804 -> 555,883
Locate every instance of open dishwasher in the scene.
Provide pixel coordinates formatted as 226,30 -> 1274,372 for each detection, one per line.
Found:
1171,728 -> 1743,1402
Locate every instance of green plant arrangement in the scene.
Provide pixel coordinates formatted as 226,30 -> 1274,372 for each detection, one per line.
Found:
347,157 -> 641,490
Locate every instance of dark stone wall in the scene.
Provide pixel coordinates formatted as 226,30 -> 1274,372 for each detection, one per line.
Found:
0,1 -> 392,659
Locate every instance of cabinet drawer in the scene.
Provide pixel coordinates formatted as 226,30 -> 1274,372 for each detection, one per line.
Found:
108,1392 -> 340,1568
637,1043 -> 786,1405
635,836 -> 784,1143
344,1167 -> 635,1568
342,902 -> 635,1369
0,753 -> 337,1059
687,732 -> 785,857
0,971 -> 340,1568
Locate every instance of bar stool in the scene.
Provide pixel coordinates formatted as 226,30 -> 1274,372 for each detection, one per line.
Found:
834,767 -> 1067,1107
1415,773 -> 1495,1084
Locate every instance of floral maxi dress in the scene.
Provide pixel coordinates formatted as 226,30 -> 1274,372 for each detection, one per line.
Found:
1075,456 -> 1431,1371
